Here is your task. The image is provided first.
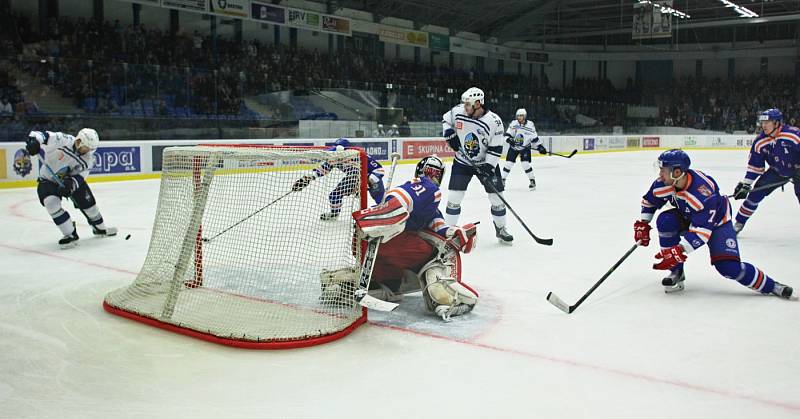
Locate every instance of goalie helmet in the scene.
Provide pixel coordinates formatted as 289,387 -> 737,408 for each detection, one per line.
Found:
461,87 -> 485,108
415,155 -> 445,186
76,128 -> 99,151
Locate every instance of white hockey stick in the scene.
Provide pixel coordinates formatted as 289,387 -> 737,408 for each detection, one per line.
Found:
355,152 -> 402,312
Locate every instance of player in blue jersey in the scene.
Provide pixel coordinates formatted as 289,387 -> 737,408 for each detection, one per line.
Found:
732,108 -> 800,233
291,138 -> 385,220
322,156 -> 480,320
633,149 -> 793,299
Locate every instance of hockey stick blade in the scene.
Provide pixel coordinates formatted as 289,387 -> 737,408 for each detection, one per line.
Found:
549,149 -> 577,159
356,292 -> 399,312
546,292 -> 573,313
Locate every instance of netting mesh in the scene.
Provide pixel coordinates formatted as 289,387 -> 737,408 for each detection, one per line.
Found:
104,145 -> 367,347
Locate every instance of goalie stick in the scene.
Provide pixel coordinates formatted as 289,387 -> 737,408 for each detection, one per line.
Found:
548,149 -> 578,159
354,152 -> 402,312
456,149 -> 553,246
546,242 -> 640,314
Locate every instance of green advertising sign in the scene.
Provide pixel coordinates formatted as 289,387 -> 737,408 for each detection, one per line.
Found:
429,33 -> 450,52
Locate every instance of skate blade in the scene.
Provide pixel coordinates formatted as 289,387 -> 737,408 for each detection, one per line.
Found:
497,239 -> 514,246
664,283 -> 685,294
59,242 -> 79,250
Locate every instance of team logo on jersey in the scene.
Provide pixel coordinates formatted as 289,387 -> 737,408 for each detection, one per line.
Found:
725,238 -> 737,249
463,133 -> 481,159
514,134 -> 525,147
697,185 -> 712,197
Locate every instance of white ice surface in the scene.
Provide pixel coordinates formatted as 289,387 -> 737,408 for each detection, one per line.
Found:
1,150 -> 798,418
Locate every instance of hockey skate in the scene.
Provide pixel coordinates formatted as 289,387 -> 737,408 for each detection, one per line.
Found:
771,281 -> 794,299
494,222 -> 514,245
529,178 -> 537,191
661,269 -> 685,293
320,211 -> 340,221
59,223 -> 79,249
733,222 -> 745,234
92,226 -> 118,237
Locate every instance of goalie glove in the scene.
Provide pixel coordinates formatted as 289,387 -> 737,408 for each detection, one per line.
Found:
352,199 -> 409,243
444,128 -> 460,151
445,223 -> 478,254
292,174 -> 315,191
733,181 -> 752,200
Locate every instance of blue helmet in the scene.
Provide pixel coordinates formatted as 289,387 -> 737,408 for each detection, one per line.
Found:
333,138 -> 351,148
759,109 -> 783,124
658,149 -> 691,171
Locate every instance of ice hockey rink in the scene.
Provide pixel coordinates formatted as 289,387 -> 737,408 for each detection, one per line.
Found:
0,149 -> 798,418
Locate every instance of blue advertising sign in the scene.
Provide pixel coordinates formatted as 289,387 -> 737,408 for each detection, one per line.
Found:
91,146 -> 141,174
583,138 -> 595,151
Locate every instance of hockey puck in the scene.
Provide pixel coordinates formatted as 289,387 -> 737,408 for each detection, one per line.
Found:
125,234 -> 131,240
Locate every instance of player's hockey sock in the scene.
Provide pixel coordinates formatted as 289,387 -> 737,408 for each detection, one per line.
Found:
735,199 -> 758,225
490,204 -> 506,228
81,205 -> 107,231
716,260 -> 775,294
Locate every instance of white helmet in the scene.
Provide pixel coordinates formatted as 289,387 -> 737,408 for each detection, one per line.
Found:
461,87 -> 485,107
516,108 -> 527,118
77,128 -> 100,151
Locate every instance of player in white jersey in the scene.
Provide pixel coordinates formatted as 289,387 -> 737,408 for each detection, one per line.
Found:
442,87 -> 513,244
24,128 -> 117,248
501,108 -> 547,190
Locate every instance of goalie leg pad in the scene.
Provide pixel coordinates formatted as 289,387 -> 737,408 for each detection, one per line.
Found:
319,268 -> 358,307
418,256 -> 478,320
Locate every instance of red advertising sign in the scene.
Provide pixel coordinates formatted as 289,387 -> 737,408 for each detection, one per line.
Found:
404,140 -> 455,159
642,136 -> 660,147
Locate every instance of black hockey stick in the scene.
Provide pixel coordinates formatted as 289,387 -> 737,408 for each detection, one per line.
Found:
546,242 -> 640,314
548,149 -> 578,159
457,150 -> 553,246
202,190 -> 293,243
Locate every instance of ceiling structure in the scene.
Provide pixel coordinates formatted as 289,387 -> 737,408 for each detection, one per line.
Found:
328,0 -> 800,45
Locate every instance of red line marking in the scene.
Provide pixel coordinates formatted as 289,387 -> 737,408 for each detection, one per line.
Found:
3,242 -> 798,412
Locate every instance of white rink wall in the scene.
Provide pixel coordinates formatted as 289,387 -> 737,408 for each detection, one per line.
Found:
0,134 -> 757,187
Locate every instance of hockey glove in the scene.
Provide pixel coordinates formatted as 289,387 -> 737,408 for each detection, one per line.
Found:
25,136 -> 41,156
536,144 -> 548,155
633,220 -> 652,247
292,175 -> 315,191
58,176 -> 79,197
733,182 -> 752,200
653,245 -> 688,271
444,128 -> 460,151
445,223 -> 478,254
475,163 -> 496,179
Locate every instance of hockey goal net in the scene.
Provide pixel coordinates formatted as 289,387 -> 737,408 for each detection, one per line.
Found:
104,145 -> 368,349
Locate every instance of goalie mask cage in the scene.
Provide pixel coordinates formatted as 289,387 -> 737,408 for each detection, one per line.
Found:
104,145 -> 368,349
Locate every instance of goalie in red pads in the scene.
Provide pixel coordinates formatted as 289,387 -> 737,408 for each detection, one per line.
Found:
322,156 -> 479,320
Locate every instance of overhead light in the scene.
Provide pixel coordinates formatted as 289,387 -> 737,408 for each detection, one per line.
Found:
719,0 -> 759,18
637,0 -> 691,19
